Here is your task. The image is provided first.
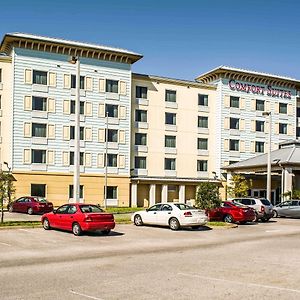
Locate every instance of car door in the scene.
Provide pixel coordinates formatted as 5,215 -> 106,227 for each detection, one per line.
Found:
62,205 -> 77,230
278,201 -> 292,217
156,204 -> 173,225
53,205 -> 70,229
13,198 -> 24,212
142,204 -> 162,224
288,201 -> 300,218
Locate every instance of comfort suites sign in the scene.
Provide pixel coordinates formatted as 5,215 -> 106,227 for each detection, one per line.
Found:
229,79 -> 292,99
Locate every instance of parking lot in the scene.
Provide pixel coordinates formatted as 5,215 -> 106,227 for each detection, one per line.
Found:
1,218 -> 300,299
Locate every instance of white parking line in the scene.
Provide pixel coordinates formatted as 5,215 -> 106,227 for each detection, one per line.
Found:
178,272 -> 300,294
18,229 -> 32,233
69,290 -> 104,300
0,242 -> 11,247
265,230 -> 282,233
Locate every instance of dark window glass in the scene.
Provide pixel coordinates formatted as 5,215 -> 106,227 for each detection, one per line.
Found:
279,123 -> 287,134
230,96 -> 239,108
32,123 -> 47,137
107,186 -> 117,199
255,141 -> 264,153
165,158 -> 176,170
69,185 -> 84,198
256,120 -> 265,132
32,150 -> 46,163
198,116 -> 208,128
148,204 -> 163,211
70,100 -> 84,114
70,152 -> 84,165
33,70 -> 47,85
165,135 -> 176,148
165,90 -> 176,102
106,80 -> 118,93
106,129 -> 118,142
198,94 -> 208,106
198,138 -> 208,150
230,118 -> 239,130
279,103 -> 287,114
229,139 -> 239,151
135,133 -> 147,145
135,156 -> 146,169
106,154 -> 117,167
70,126 -> 84,140
32,96 -> 47,111
256,100 -> 265,111
71,75 -> 85,89
80,205 -> 103,213
105,104 -> 118,118
31,184 -> 46,197
136,86 -> 148,99
197,160 -> 208,171
165,113 -> 176,125
135,110 -> 147,122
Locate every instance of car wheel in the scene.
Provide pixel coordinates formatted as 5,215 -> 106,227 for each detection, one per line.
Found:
27,207 -> 33,215
273,210 -> 278,218
223,214 -> 234,223
8,205 -> 13,213
253,212 -> 259,222
43,218 -> 51,230
101,229 -> 111,235
169,217 -> 180,230
191,225 -> 201,230
134,214 -> 143,226
72,223 -> 82,236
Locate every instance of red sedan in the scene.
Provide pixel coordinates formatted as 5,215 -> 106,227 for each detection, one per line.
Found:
209,201 -> 256,224
8,196 -> 53,215
41,204 -> 115,236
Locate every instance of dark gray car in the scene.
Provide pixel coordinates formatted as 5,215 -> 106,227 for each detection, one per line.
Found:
273,200 -> 300,218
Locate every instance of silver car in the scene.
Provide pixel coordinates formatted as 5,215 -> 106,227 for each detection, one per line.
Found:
273,200 -> 300,218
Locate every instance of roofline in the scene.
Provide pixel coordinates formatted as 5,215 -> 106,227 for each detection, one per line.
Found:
132,73 -> 216,90
196,65 -> 300,86
0,33 -> 143,64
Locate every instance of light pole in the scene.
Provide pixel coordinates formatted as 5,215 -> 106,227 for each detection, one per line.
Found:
262,111 -> 272,203
4,162 -> 11,205
104,111 -> 109,209
68,56 -> 81,203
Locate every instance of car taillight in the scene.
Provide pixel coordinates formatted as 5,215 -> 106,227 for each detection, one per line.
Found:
184,211 -> 193,217
85,216 -> 92,222
260,206 -> 265,213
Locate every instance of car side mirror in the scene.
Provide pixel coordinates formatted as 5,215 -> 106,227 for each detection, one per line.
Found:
53,210 -> 57,214
146,209 -> 149,212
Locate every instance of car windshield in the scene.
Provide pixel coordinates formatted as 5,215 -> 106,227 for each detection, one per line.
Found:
260,199 -> 271,206
80,205 -> 104,213
174,203 -> 195,210
34,197 -> 47,203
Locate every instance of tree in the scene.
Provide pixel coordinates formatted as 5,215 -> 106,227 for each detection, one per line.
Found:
227,174 -> 252,198
195,182 -> 222,210
0,172 -> 16,223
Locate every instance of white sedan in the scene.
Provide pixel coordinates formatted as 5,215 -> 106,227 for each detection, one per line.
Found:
131,203 -> 208,230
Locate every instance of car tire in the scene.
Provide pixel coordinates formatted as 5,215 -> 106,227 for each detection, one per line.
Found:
134,214 -> 143,226
223,214 -> 234,223
273,210 -> 278,218
253,212 -> 259,222
27,207 -> 33,215
43,218 -> 51,230
101,229 -> 111,235
8,205 -> 13,213
191,225 -> 201,230
72,223 -> 82,236
169,217 -> 180,230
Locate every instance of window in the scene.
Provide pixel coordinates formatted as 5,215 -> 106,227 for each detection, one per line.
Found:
105,104 -> 118,118
70,152 -> 84,165
165,90 -> 176,102
135,133 -> 147,145
165,135 -> 176,148
32,123 -> 47,137
230,96 -> 239,108
165,158 -> 176,170
33,70 -> 47,85
198,138 -> 208,150
106,79 -> 118,93
148,204 -> 163,211
0,69 -> 2,82
71,75 -> 85,89
198,94 -> 208,106
32,96 -> 47,111
106,154 -> 118,167
136,86 -> 148,99
279,123 -> 287,134
31,184 -> 46,197
32,150 -> 46,163
0,95 -> 1,109
161,204 -> 172,211
198,116 -> 208,128
279,103 -> 287,114
256,120 -> 265,132
256,100 -> 265,111
69,185 -> 84,199
229,139 -> 239,151
255,141 -> 264,153
135,156 -> 146,169
197,160 -> 208,172
70,126 -> 84,140
135,110 -> 147,122
297,127 -> 300,138
229,160 -> 238,165
165,112 -> 176,125
70,100 -> 85,115
106,129 -> 118,142
107,186 -> 117,199
230,118 -> 239,130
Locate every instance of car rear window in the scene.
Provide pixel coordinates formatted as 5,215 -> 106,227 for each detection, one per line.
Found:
80,205 -> 104,213
34,197 -> 47,203
174,204 -> 194,210
260,199 -> 271,206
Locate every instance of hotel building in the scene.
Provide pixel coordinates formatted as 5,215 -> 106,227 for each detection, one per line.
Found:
0,33 -> 299,206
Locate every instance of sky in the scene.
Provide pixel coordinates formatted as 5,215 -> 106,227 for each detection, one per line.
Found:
1,0 -> 300,81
